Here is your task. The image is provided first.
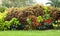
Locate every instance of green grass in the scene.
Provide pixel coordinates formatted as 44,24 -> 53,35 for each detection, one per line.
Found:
0,30 -> 60,36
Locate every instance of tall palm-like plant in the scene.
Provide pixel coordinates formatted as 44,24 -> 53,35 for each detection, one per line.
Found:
2,0 -> 35,8
46,0 -> 60,8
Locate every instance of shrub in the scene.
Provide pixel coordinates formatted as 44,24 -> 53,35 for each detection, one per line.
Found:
37,16 -> 43,23
52,20 -> 60,29
5,5 -> 44,21
0,17 -> 20,30
9,18 -> 20,30
3,21 -> 10,30
0,6 -> 6,13
0,10 -> 8,30
4,4 -> 60,30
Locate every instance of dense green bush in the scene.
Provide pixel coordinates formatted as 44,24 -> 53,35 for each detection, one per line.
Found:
9,18 -> 20,30
0,10 -> 20,30
0,10 -> 8,30
0,18 -> 20,30
0,5 -> 60,30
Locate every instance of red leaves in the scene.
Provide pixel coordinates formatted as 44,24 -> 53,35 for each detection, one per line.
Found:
43,19 -> 52,24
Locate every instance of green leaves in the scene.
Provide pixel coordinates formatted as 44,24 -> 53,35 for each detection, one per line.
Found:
43,6 -> 51,20
43,14 -> 50,20
0,11 -> 8,30
9,18 -> 20,25
26,18 -> 31,24
37,16 -> 43,23
47,0 -> 60,8
0,10 -> 20,30
0,10 -> 8,20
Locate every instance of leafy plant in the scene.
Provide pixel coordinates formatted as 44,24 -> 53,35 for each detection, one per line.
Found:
0,6 -> 6,13
9,18 -> 20,30
53,20 -> 60,29
37,16 -> 43,23
9,18 -> 19,25
3,21 -> 10,30
0,10 -> 8,30
26,18 -> 31,24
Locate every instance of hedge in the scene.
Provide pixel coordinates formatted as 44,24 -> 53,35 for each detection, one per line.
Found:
0,4 -> 60,30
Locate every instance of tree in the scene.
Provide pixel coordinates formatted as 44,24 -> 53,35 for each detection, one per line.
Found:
2,0 -> 35,8
46,0 -> 60,8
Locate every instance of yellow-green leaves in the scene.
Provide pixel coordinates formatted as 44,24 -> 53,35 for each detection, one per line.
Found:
0,10 -> 8,19
26,18 -> 31,24
9,18 -> 20,25
37,16 -> 43,23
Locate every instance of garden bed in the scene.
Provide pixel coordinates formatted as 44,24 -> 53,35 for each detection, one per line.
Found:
0,4 -> 60,30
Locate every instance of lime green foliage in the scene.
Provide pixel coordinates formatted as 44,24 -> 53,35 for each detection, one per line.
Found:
0,18 -> 20,30
4,18 -> 20,30
9,18 -> 20,25
37,16 -> 43,23
3,21 -> 10,30
26,18 -> 31,24
0,10 -> 20,30
43,6 -> 51,20
4,18 -> 19,30
0,10 -> 7,20
0,11 -> 8,30
0,19 -> 4,30
0,9 -> 20,30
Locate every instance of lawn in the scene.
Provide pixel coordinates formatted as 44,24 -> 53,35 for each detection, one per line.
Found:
0,30 -> 60,36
